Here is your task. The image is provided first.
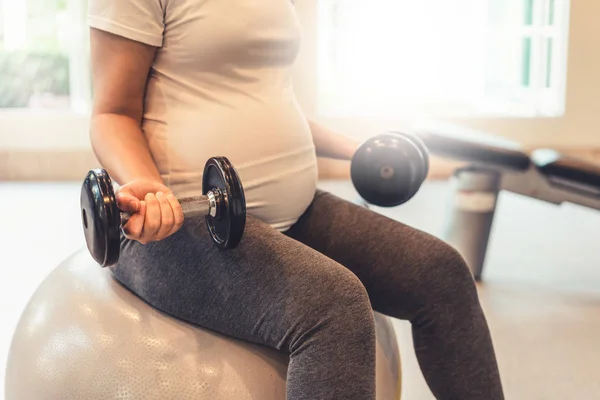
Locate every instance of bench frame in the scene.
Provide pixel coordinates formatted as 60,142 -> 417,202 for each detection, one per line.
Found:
443,156 -> 600,281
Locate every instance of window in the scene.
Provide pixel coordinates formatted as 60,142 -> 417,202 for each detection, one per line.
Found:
0,0 -> 90,113
317,0 -> 570,119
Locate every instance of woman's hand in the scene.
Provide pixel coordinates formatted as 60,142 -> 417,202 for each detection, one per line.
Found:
307,119 -> 361,161
116,180 -> 185,244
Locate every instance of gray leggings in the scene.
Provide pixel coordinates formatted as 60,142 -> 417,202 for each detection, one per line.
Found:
113,190 -> 504,400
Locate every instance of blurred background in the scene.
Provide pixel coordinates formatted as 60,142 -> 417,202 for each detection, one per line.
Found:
3,0 -> 596,180
1,1 -> 599,399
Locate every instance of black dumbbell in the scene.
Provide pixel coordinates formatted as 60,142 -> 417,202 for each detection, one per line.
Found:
351,131 -> 430,207
80,157 -> 246,268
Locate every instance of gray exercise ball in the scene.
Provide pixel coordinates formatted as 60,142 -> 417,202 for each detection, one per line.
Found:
5,249 -> 402,400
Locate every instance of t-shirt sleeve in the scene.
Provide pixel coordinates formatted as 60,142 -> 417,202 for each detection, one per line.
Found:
88,0 -> 166,47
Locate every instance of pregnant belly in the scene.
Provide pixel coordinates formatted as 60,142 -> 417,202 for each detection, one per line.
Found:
144,102 -> 319,231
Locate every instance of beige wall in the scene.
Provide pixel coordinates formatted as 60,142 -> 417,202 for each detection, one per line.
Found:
2,0 -> 600,180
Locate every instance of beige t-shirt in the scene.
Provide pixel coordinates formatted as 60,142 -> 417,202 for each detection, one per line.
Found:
88,0 -> 318,231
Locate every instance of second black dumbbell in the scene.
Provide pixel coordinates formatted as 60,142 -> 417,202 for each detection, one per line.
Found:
351,131 -> 430,207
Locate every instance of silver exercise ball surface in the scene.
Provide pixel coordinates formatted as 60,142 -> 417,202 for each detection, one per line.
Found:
5,250 -> 402,399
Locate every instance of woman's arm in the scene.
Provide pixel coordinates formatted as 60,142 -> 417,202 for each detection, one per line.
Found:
89,28 -> 162,185
90,28 -> 184,244
308,119 -> 362,161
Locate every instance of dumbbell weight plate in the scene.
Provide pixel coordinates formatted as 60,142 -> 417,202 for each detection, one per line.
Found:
389,130 -> 430,182
80,169 -> 120,267
351,133 -> 427,207
202,157 -> 246,249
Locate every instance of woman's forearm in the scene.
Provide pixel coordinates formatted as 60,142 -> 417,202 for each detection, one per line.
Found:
90,113 -> 164,186
308,119 -> 361,161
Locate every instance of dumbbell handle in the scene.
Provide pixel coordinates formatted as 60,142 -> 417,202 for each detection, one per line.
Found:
119,190 -> 221,226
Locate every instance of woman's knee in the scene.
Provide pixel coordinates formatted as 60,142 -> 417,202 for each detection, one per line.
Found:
413,238 -> 479,309
378,235 -> 479,321
328,268 -> 374,323
285,265 -> 375,353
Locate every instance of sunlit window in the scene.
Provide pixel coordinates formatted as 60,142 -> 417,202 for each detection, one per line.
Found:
0,0 -> 90,112
317,0 -> 570,118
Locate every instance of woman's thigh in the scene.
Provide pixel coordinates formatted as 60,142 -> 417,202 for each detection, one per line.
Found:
111,213 -> 373,352
284,190 -> 477,320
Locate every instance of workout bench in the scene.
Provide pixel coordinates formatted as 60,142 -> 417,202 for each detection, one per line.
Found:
412,122 -> 600,281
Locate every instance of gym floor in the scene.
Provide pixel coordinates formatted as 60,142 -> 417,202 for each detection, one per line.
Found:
1,179 -> 599,400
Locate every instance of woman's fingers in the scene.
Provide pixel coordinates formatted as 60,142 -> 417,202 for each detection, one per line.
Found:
116,192 -> 141,214
116,182 -> 186,245
166,193 -> 185,237
122,201 -> 146,240
154,192 -> 175,240
140,193 -> 161,244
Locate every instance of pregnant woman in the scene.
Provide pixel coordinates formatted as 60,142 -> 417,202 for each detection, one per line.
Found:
87,1 -> 505,399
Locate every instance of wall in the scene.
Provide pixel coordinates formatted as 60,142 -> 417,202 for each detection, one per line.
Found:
1,0 -> 600,180
0,111 -> 94,180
